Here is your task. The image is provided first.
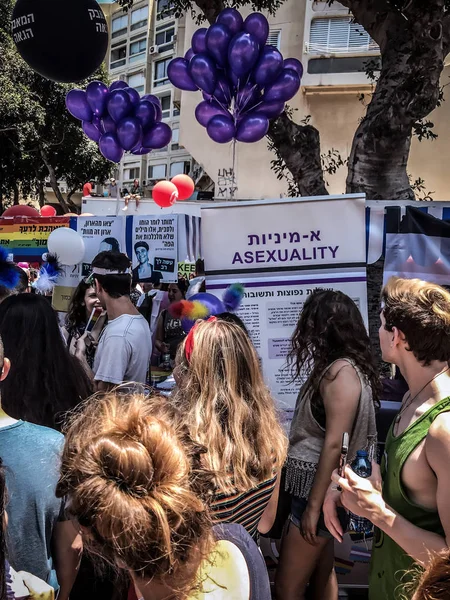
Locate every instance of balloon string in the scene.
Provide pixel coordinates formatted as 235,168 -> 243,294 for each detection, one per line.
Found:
231,138 -> 237,201
239,84 -> 260,116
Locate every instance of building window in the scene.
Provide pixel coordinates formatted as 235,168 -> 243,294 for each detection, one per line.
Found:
129,38 -> 147,63
148,164 -> 167,180
309,17 -> 378,55
153,58 -> 171,87
156,0 -> 174,21
170,161 -> 190,178
267,29 -> 281,50
128,72 -> 145,93
160,94 -> 171,118
110,44 -> 127,69
123,166 -> 141,181
131,5 -> 148,31
112,14 -> 128,38
155,25 -> 175,52
171,128 -> 183,151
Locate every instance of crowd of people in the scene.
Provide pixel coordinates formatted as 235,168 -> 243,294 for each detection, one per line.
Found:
0,249 -> 449,600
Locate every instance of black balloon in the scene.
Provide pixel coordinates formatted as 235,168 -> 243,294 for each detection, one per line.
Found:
11,0 -> 108,82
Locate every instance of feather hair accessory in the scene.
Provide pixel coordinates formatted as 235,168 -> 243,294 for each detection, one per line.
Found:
32,253 -> 64,294
169,300 -> 210,320
222,283 -> 245,312
0,246 -> 20,290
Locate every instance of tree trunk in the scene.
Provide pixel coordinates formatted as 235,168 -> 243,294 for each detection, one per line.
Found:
37,179 -> 45,208
13,184 -> 19,205
39,146 -> 71,213
193,0 -> 328,197
66,188 -> 81,214
342,1 -> 448,200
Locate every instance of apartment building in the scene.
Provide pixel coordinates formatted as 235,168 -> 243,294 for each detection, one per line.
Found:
106,0 -> 210,196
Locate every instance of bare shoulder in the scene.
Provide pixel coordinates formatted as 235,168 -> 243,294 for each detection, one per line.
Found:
321,359 -> 361,398
325,359 -> 360,383
426,412 -> 450,466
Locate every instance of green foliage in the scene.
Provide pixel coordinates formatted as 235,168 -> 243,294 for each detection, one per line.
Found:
118,0 -> 285,18
0,0 -> 112,210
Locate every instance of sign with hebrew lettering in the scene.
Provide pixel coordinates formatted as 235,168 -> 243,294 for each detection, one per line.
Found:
0,216 -> 69,263
201,196 -> 367,409
74,216 -> 126,278
129,215 -> 178,283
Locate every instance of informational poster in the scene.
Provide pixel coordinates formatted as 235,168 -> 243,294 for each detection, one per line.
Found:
129,215 -> 178,283
201,196 -> 367,410
73,216 -> 126,278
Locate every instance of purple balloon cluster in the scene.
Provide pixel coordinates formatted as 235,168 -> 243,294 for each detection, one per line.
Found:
65,80 -> 172,162
168,8 -> 303,145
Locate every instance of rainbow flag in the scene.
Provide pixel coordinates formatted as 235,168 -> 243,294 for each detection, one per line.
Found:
334,557 -> 354,576
0,217 -> 69,264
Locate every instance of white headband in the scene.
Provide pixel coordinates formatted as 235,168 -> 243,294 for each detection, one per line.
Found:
92,267 -> 131,275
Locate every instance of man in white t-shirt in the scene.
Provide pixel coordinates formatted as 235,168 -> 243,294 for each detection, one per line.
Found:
77,251 -> 151,391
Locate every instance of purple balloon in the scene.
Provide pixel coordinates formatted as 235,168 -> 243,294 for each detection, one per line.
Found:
141,95 -> 163,121
130,144 -> 152,156
82,120 -> 101,142
185,48 -> 195,61
263,68 -> 301,102
244,13 -> 269,46
250,99 -> 285,119
135,101 -> 157,130
283,58 -> 304,80
142,122 -> 172,149
99,133 -> 124,163
254,46 -> 284,87
100,115 -> 117,134
236,113 -> 269,143
86,80 -> 109,117
168,57 -> 198,92
203,74 -> 232,105
107,90 -> 132,123
126,87 -> 141,107
228,32 -> 260,79
216,8 -> 243,35
109,80 -> 128,91
192,28 -> 208,54
206,23 -> 232,67
195,100 -> 230,127
117,116 -> 142,151
207,114 -> 235,144
66,89 -> 92,121
188,54 -> 217,95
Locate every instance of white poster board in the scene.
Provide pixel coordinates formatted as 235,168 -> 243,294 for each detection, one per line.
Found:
201,195 -> 367,410
130,215 -> 178,283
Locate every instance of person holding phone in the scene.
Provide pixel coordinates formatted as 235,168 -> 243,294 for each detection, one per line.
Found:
63,280 -> 106,369
275,290 -> 380,600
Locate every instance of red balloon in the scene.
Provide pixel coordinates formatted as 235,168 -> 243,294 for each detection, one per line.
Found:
2,205 -> 40,217
171,174 -> 195,201
40,205 -> 57,217
152,181 -> 178,208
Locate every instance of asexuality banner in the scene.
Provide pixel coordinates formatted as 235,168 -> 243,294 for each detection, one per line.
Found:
384,206 -> 450,286
201,196 -> 367,411
128,215 -> 178,283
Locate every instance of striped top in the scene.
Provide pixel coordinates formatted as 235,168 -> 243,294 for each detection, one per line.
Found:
210,474 -> 278,539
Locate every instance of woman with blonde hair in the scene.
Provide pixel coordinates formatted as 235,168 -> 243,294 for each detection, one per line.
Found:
57,391 -> 271,600
173,317 -> 287,539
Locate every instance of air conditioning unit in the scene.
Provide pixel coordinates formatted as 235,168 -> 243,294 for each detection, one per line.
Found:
149,45 -> 159,55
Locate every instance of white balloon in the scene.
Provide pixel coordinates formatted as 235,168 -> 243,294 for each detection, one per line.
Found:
47,227 -> 85,266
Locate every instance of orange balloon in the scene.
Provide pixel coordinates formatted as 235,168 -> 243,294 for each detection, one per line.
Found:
152,181 -> 178,208
65,212 -> 79,217
171,174 -> 194,200
80,213 -> 94,216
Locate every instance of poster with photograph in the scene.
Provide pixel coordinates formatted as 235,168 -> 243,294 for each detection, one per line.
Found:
72,216 -> 126,278
129,215 -> 178,283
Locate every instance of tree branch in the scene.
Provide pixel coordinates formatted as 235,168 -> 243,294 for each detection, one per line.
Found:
192,0 -> 224,23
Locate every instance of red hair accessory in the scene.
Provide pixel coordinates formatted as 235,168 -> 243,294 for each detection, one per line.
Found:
184,316 -> 217,363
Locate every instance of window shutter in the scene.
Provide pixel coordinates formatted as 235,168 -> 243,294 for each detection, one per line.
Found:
309,17 -> 379,54
267,29 -> 281,50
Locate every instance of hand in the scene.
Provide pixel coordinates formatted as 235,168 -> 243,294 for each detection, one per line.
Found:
323,484 -> 345,543
74,332 -> 93,358
331,462 -> 385,524
299,504 -> 321,546
161,343 -> 170,353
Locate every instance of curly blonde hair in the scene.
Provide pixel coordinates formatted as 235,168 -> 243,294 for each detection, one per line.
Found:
382,277 -> 450,365
56,392 -> 213,597
174,319 -> 287,494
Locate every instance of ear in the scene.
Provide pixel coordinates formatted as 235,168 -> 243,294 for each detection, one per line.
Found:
1,358 -> 10,382
391,326 -> 405,346
94,279 -> 102,295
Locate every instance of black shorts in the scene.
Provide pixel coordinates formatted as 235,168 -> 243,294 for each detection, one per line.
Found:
289,496 -> 348,539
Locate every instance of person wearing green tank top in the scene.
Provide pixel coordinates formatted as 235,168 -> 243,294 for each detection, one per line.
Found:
326,277 -> 450,600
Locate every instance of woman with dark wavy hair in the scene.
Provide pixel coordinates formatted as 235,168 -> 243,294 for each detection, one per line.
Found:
275,290 -> 380,600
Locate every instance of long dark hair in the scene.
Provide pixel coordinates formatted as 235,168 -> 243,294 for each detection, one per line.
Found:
0,294 -> 93,430
65,280 -> 92,330
0,459 -> 5,600
289,290 -> 381,407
